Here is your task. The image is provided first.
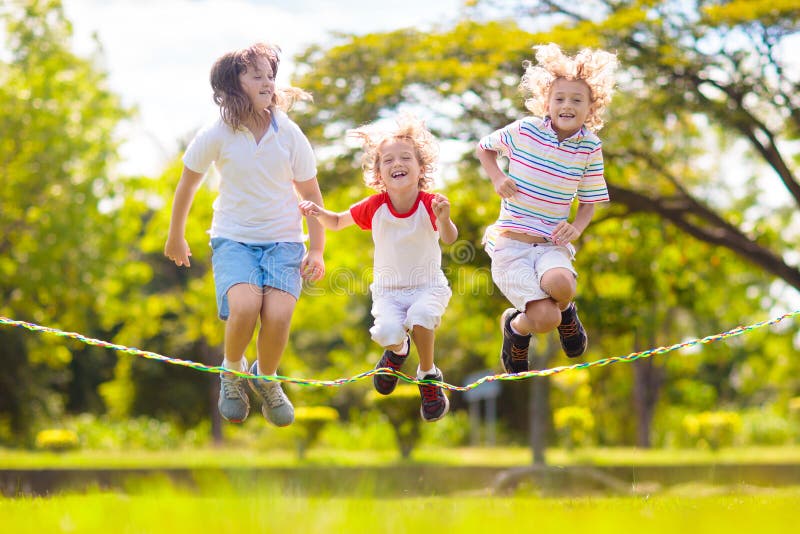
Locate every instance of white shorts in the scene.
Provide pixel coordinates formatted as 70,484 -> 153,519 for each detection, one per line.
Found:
369,285 -> 452,347
489,236 -> 577,311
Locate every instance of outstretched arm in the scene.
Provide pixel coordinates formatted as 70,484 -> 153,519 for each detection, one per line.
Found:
299,200 -> 355,231
294,178 -> 326,282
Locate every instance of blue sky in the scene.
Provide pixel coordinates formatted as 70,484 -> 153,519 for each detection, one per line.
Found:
62,0 -> 465,176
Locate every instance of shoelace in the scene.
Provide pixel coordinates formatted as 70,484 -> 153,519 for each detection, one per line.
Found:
559,320 -> 579,337
511,344 -> 528,361
221,374 -> 247,399
420,383 -> 442,403
265,383 -> 287,408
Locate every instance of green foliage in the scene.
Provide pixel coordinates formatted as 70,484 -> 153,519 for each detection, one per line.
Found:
681,411 -> 742,450
289,405 -> 339,459
371,385 -> 423,458
554,406 -> 596,450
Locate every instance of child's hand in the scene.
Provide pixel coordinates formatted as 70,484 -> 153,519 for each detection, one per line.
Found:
301,249 -> 325,282
299,200 -> 321,217
493,176 -> 517,199
164,237 -> 192,267
431,193 -> 451,220
551,221 -> 580,246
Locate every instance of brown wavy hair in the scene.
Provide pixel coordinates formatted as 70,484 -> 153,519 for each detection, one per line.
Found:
209,42 -> 311,131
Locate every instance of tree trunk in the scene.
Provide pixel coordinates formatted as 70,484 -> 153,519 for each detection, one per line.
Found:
529,335 -> 558,465
632,327 -> 664,448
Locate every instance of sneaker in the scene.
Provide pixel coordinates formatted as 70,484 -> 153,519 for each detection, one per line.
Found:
373,334 -> 410,395
248,361 -> 294,427
500,308 -> 531,373
558,303 -> 587,358
218,359 -> 250,423
418,368 -> 450,422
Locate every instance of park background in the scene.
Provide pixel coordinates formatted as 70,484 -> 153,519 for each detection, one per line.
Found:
2,0 -> 800,526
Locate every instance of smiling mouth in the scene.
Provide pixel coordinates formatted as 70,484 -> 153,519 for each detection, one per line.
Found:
391,171 -> 407,179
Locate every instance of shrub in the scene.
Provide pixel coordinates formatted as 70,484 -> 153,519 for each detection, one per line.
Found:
35,429 -> 79,451
681,411 -> 741,450
290,406 -> 339,459
371,384 -> 422,459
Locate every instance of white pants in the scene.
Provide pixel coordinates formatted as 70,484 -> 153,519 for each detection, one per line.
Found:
369,285 -> 452,347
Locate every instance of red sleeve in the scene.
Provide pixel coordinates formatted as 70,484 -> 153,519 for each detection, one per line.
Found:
349,193 -> 387,230
418,191 -> 438,231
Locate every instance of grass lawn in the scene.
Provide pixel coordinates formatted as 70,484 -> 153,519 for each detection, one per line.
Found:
3,445 -> 800,469
2,487 -> 799,534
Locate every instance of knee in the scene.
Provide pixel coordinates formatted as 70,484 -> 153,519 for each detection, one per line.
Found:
541,269 -> 576,303
227,294 -> 262,322
522,303 -> 561,333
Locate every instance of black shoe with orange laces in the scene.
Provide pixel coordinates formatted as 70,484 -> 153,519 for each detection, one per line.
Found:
558,303 -> 587,358
500,308 -> 532,373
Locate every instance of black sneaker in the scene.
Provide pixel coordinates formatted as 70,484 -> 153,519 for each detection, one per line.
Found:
418,368 -> 449,422
373,335 -> 410,395
500,308 -> 531,373
558,303 -> 587,358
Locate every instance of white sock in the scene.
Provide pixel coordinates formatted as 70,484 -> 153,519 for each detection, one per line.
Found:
509,321 -> 525,336
417,366 -> 437,379
222,357 -> 247,372
394,336 -> 410,356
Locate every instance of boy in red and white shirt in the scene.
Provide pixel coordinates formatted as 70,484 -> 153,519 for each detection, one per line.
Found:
300,114 -> 458,422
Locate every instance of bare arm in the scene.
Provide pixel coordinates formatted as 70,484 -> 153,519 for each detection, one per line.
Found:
164,166 -> 205,267
431,193 -> 458,245
476,146 -> 516,199
551,202 -> 596,246
298,200 -> 355,231
294,177 -> 326,282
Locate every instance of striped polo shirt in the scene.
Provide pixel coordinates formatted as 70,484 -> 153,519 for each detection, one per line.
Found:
479,116 -> 608,252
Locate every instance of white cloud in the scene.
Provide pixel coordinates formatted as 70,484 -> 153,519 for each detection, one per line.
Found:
61,0 -> 463,175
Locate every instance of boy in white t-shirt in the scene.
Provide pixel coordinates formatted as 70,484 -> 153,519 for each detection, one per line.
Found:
300,114 -> 458,422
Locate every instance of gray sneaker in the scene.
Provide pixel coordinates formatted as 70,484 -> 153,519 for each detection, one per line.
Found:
218,358 -> 250,423
248,361 -> 294,427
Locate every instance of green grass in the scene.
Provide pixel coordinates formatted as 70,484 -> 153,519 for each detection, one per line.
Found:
3,445 -> 800,469
2,487 -> 799,533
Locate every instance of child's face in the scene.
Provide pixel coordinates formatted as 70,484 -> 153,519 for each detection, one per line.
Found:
238,56 -> 275,111
377,139 -> 422,194
546,78 -> 592,140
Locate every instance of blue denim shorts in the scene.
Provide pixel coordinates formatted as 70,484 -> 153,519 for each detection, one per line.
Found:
210,237 -> 305,320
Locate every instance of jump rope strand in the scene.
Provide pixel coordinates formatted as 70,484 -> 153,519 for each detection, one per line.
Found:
1,309 -> 798,392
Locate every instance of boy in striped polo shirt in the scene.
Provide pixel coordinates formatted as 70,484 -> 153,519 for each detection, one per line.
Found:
476,43 -> 618,373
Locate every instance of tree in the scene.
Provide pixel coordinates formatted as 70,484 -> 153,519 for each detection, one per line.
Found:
0,0 -> 128,443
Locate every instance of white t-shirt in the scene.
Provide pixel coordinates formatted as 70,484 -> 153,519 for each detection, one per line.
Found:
183,110 -> 317,243
350,191 -> 448,291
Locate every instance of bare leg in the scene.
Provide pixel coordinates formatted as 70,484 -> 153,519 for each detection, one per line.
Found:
511,267 -> 577,335
256,287 -> 297,375
411,325 -> 435,373
224,283 -> 262,366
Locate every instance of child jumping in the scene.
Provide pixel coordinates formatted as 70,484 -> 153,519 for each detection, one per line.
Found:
476,43 -> 618,373
165,43 -> 325,426
300,114 -> 458,422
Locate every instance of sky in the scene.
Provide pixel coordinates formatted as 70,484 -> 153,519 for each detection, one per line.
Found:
61,0 -> 465,176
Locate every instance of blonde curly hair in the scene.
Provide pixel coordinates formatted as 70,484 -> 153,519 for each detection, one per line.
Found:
520,43 -> 618,132
350,114 -> 439,192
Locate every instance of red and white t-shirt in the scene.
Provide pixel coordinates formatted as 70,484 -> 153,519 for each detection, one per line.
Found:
350,191 -> 448,290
